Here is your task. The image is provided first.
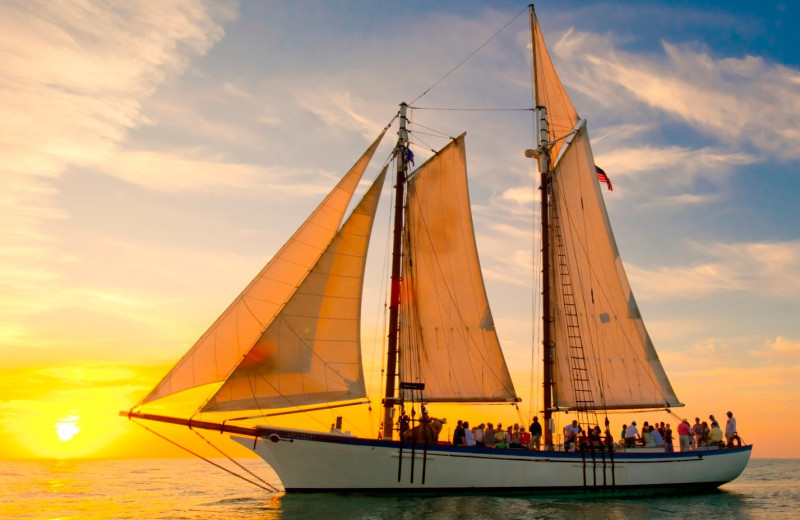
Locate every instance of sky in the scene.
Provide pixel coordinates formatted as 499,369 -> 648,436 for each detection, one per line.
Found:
1,0 -> 799,462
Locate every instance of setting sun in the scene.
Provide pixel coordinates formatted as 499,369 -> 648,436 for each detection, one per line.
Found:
55,414 -> 80,442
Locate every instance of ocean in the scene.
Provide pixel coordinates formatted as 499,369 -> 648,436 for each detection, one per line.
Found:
2,458 -> 798,519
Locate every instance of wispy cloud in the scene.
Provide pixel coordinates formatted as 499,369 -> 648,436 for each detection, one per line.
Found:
295,89 -> 387,140
628,240 -> 800,300
553,28 -> 800,160
0,1 -> 235,338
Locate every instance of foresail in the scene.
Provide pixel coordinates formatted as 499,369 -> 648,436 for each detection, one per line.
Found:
400,134 -> 518,403
139,131 -> 386,406
203,167 -> 386,412
532,12 -> 579,163
549,123 -> 681,410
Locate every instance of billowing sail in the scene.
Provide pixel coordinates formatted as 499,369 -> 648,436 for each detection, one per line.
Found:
548,122 -> 681,410
140,131 -> 386,406
532,12 -> 579,162
399,134 -> 518,403
203,167 -> 386,412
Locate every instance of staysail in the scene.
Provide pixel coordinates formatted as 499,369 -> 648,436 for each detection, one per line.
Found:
399,134 -> 518,403
140,131 -> 386,406
203,167 -> 387,412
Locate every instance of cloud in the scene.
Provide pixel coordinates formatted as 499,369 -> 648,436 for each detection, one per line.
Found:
552,29 -> 800,160
0,1 -> 235,331
295,89 -> 387,140
594,145 -> 755,184
628,240 -> 800,300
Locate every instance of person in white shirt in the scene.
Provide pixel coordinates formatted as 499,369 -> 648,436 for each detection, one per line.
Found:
624,420 -> 640,447
563,420 -> 580,451
725,411 -> 737,445
463,421 -> 476,446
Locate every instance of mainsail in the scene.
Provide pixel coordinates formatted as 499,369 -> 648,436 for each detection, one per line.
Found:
140,131 -> 386,407
399,135 -> 518,403
546,121 -> 680,410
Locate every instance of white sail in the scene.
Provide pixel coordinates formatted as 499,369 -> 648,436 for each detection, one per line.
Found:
549,122 -> 681,410
399,134 -> 517,403
203,167 -> 387,412
140,131 -> 386,406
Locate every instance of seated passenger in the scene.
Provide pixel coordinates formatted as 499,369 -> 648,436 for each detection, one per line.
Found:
485,423 -> 496,448
709,421 -> 724,447
650,425 -> 665,448
519,426 -> 531,448
642,427 -> 655,447
463,421 -> 476,446
494,425 -> 507,449
563,420 -> 579,451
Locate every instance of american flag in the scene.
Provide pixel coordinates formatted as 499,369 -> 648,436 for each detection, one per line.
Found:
596,166 -> 613,191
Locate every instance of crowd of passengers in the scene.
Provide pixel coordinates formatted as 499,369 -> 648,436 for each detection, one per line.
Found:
449,411 -> 739,453
451,417 -> 547,450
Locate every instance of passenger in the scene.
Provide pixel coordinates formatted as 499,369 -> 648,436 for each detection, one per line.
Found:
475,423 -> 485,447
650,425 -> 665,448
664,423 -> 674,453
677,418 -> 692,452
452,419 -> 465,446
505,425 -> 514,447
621,424 -> 627,441
692,417 -> 703,447
519,426 -> 531,448
604,428 -> 614,450
511,424 -> 520,447
586,426 -> 601,451
642,425 -> 655,447
563,420 -> 580,451
463,421 -> 476,446
494,424 -> 507,449
658,422 -> 666,439
529,417 -> 543,451
485,423 -> 496,448
725,411 -> 737,446
398,413 -> 410,438
699,421 -> 710,447
624,420 -> 640,447
709,420 -> 724,447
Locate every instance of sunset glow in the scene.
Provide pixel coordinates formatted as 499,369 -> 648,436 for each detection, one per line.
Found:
1,1 -> 799,462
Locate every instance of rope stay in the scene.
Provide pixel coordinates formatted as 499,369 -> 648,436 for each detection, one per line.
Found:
131,419 -> 279,493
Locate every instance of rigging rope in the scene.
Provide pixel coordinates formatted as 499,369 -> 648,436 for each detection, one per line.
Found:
191,428 -> 280,492
131,419 -> 277,493
410,6 -> 529,105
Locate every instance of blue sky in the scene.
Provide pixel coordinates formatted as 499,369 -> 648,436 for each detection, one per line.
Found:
1,0 -> 799,458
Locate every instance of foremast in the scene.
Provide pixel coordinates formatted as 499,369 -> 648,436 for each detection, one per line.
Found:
382,102 -> 409,439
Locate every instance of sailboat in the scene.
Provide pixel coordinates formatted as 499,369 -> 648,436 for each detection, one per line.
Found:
122,5 -> 751,493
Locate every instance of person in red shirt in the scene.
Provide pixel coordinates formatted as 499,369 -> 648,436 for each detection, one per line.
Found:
677,418 -> 692,452
519,426 -> 531,448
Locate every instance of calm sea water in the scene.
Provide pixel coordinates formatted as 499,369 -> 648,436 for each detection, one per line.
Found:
2,458 -> 798,519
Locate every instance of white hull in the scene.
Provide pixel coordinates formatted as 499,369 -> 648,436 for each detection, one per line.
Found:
234,427 -> 751,493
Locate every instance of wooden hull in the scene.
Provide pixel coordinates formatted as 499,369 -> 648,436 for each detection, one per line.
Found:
233,427 -> 752,493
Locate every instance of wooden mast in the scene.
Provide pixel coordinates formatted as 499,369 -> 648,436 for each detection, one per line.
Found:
382,102 -> 409,439
529,4 -> 555,451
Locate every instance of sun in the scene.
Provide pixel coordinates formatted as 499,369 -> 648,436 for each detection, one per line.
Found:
55,414 -> 81,441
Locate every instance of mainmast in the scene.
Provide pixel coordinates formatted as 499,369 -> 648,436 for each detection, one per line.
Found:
529,4 -> 555,451
382,102 -> 409,439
